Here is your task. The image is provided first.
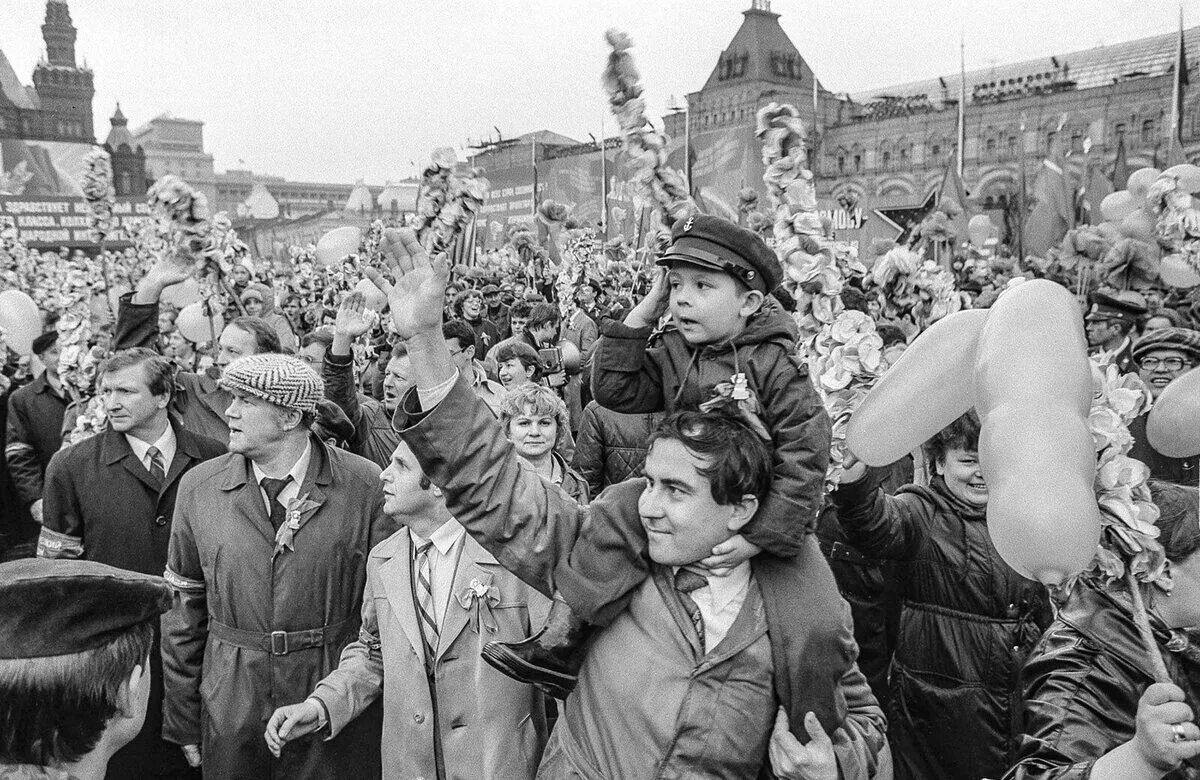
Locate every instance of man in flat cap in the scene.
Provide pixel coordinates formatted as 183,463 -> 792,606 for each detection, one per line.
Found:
1085,289 -> 1147,374
0,558 -> 173,780
160,354 -> 392,779
1128,326 -> 1200,487
5,330 -> 67,543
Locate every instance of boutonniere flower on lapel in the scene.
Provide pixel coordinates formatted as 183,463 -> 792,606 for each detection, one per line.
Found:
699,373 -> 772,442
272,493 -> 321,559
455,578 -> 501,635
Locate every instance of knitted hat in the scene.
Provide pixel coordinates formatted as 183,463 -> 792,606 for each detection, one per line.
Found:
220,353 -> 324,413
1131,327 -> 1200,364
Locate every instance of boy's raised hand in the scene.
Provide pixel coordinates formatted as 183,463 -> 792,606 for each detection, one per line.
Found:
363,228 -> 448,341
623,267 -> 670,329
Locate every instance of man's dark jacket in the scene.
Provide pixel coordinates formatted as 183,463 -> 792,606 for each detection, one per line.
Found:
4,371 -> 67,508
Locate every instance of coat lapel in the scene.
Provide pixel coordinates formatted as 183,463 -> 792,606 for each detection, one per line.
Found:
437,536 -> 497,659
378,534 -> 423,658
101,429 -> 161,494
220,457 -> 277,544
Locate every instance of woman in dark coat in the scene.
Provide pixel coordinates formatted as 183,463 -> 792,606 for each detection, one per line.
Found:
836,411 -> 1052,779
1007,482 -> 1200,780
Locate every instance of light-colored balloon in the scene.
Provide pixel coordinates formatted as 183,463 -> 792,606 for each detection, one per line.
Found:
160,277 -> 202,308
1119,208 -> 1156,243
1164,163 -> 1200,194
846,309 -> 987,467
1147,366 -> 1200,457
0,289 -> 42,355
1100,191 -> 1138,223
967,214 -> 995,248
315,227 -> 362,268
353,278 -> 387,311
1158,254 -> 1200,288
559,340 -> 582,374
1126,167 -> 1162,200
175,303 -> 224,345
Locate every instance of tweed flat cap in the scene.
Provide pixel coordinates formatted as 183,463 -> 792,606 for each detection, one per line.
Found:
0,558 -> 172,659
220,353 -> 324,412
1131,326 -> 1200,363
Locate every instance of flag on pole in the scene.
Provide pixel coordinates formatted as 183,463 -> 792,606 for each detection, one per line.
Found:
1079,140 -> 1115,225
936,152 -> 972,244
1112,133 -> 1129,189
1164,7 -> 1189,166
1025,137 -> 1076,256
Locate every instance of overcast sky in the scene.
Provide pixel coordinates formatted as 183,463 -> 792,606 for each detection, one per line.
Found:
1,0 -> 1188,184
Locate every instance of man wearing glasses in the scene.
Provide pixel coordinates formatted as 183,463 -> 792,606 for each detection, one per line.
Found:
1128,327 -> 1200,487
1084,290 -> 1147,373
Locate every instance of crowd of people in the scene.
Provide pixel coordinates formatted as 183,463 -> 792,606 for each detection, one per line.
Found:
0,204 -> 1199,780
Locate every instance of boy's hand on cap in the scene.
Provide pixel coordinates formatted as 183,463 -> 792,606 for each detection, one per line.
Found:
624,268 -> 670,329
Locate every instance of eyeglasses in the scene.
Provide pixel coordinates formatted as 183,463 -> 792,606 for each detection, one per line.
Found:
1139,356 -> 1192,371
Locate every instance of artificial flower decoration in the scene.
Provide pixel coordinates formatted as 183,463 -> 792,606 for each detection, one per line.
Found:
272,493 -> 323,559
456,578 -> 501,635
1148,170 -> 1200,278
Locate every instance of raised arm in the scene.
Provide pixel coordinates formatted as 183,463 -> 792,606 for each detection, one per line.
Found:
832,464 -> 928,561
323,292 -> 372,453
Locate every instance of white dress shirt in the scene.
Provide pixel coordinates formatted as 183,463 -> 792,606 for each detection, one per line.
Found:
409,519 -> 467,628
251,439 -> 313,515
675,562 -> 753,652
125,424 -> 178,476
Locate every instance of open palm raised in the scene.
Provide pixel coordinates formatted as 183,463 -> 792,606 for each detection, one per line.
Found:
363,228 -> 449,340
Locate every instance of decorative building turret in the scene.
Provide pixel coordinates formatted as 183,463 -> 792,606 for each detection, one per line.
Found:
104,103 -> 147,196
41,0 -> 77,66
32,0 -> 94,141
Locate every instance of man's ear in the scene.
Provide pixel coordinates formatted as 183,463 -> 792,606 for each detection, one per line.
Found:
727,494 -> 760,533
739,289 -> 766,318
464,345 -> 476,361
278,407 -> 304,432
115,659 -> 147,719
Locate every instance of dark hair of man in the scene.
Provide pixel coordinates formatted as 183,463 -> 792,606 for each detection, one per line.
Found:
97,348 -> 174,399
301,327 -> 335,351
495,341 -> 543,382
227,316 -> 282,354
1150,481 -> 1200,564
647,411 -> 772,505
508,300 -> 534,320
527,303 -> 560,331
0,621 -> 154,765
923,410 -> 981,469
442,320 -> 478,354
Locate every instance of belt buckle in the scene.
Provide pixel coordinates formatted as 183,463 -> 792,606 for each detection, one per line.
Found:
269,631 -> 288,655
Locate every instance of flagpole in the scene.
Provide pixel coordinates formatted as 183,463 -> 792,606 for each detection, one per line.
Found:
600,107 -> 609,242
958,33 -> 966,179
1168,5 -> 1184,152
1017,112 -> 1027,264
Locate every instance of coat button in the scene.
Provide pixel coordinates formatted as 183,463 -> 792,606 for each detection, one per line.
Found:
413,713 -> 425,724
155,515 -> 168,527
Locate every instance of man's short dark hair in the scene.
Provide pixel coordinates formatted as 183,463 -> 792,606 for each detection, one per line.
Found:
301,327 -> 334,351
528,303 -> 560,331
442,320 -> 478,354
495,341 -> 543,381
0,621 -> 153,765
508,300 -> 533,321
97,348 -> 174,398
647,411 -> 772,504
227,317 -> 282,354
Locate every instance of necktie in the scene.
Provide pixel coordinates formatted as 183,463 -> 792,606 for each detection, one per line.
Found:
415,540 -> 439,668
146,446 -> 166,483
674,568 -> 709,649
260,476 -> 292,531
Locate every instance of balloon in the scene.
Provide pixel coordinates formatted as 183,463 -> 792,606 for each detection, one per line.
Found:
175,303 -> 223,345
1163,163 -> 1200,194
974,279 -> 1100,585
967,214 -> 995,248
846,309 -> 988,467
1146,366 -> 1200,457
1119,208 -> 1156,243
558,340 -> 582,374
0,289 -> 42,355
1100,191 -> 1138,223
1126,167 -> 1162,200
315,227 -> 362,268
354,278 -> 387,311
1158,254 -> 1200,288
161,278 -> 202,308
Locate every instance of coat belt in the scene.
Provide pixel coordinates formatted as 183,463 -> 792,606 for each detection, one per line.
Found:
209,616 -> 356,656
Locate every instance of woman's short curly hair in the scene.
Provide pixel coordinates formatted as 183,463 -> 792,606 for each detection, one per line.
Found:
499,384 -> 571,452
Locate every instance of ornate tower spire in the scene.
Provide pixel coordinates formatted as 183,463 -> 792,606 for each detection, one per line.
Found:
42,0 -> 77,67
750,0 -> 772,12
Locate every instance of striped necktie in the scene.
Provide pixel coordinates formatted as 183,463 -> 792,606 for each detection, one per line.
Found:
146,446 -> 166,483
415,540 -> 439,667
674,568 -> 708,649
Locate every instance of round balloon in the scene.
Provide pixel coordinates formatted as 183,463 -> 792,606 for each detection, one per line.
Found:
0,289 -> 42,355
1126,167 -> 1162,200
315,227 -> 362,268
160,277 -> 202,308
354,278 -> 387,311
1158,254 -> 1200,288
1146,366 -> 1200,457
1119,208 -> 1156,243
559,340 -> 582,374
1100,191 -> 1138,223
175,303 -> 224,345
1163,163 -> 1200,194
967,214 -> 995,248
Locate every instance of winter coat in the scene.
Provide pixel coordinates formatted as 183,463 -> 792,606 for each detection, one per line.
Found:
310,528 -> 550,780
834,475 -> 1052,780
4,372 -> 67,509
114,294 -> 231,445
0,379 -> 36,555
571,400 -> 661,498
591,303 -> 830,554
1005,584 -> 1200,780
161,436 -> 394,779
1129,412 -> 1198,487
323,351 -> 399,470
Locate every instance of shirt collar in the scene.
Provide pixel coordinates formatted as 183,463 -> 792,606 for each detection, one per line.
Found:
674,561 -> 752,613
125,422 -> 176,463
409,518 -> 466,556
252,438 -> 313,487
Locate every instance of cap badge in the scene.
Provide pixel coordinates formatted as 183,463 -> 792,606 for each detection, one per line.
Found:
683,216 -> 694,231
746,270 -> 755,279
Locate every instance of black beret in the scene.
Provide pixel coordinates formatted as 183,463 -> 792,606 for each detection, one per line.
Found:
31,330 -> 58,355
1086,290 -> 1147,322
657,214 -> 781,295
0,558 -> 172,659
1131,327 -> 1200,363
481,284 -> 500,295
